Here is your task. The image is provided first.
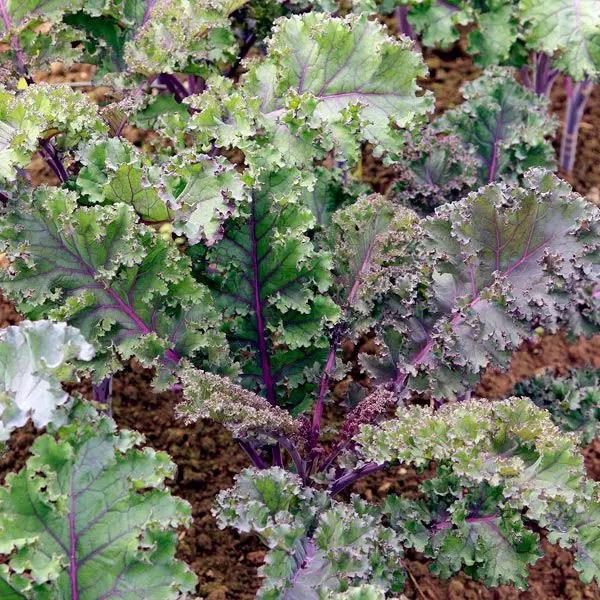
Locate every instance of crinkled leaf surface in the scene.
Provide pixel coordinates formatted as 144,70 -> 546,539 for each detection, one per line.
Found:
248,12 -> 432,158
0,320 -> 94,444
215,467 -> 405,598
187,12 -> 432,176
393,130 -> 478,214
0,404 -> 196,598
0,84 -> 106,182
362,170 -> 600,400
124,0 -> 248,75
357,397 -> 599,586
159,150 -> 247,245
520,0 -> 600,80
514,368 -> 600,445
202,170 -> 338,407
76,138 -> 169,222
0,187 -> 228,381
435,68 -> 556,184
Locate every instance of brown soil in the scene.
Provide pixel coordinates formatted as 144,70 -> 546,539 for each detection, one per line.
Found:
1,37 -> 600,600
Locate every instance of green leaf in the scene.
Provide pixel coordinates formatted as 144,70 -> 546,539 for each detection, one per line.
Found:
429,509 -> 541,588
467,2 -> 519,67
357,397 -> 589,514
0,84 -> 106,182
159,150 -> 247,245
409,1 -> 470,48
76,138 -> 169,222
0,404 -> 196,598
434,67 -> 557,184
176,366 -> 299,439
364,169 -> 600,400
215,467 -> 405,598
124,0 -> 248,75
0,320 -> 94,447
392,129 -> 478,214
187,12 -> 433,176
0,186 -> 229,381
202,169 -> 339,407
331,194 -> 421,322
520,0 -> 600,80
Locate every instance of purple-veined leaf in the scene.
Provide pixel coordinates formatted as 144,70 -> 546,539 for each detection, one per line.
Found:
0,403 -> 196,598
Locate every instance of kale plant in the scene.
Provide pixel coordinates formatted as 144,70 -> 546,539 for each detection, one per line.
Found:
0,2 -> 598,598
351,0 -> 600,175
514,367 -> 600,445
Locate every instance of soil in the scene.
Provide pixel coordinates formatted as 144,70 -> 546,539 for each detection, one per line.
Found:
1,32 -> 600,600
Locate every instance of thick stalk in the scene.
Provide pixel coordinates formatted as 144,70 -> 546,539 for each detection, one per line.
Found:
39,138 -> 69,183
0,0 -> 27,74
329,462 -> 384,495
248,196 -> 277,406
559,78 -> 593,175
278,437 -> 306,480
92,376 -> 113,414
533,53 -> 559,98
158,73 -> 189,103
394,6 -> 418,47
309,334 -> 339,454
239,440 -> 268,469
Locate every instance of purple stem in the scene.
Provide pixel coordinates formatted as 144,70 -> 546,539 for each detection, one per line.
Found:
559,77 -> 593,175
395,6 -> 419,48
309,339 -> 338,452
329,462 -> 384,495
239,440 -> 268,469
141,0 -> 158,26
39,138 -> 69,183
432,513 -> 499,533
0,0 -> 27,74
186,74 -> 205,95
487,141 -> 499,184
248,197 -> 277,406
533,53 -> 560,98
278,437 -> 306,479
157,73 -> 189,103
93,376 -> 113,412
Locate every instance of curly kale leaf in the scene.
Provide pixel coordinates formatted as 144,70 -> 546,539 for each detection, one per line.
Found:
75,137 -> 170,223
176,365 -> 299,439
362,169 -> 600,400
331,194 -> 421,324
159,149 -> 248,246
123,0 -> 249,76
514,368 -> 600,445
408,0 -> 471,49
186,12 -> 433,177
358,397 -> 599,587
520,0 -> 600,80
76,140 -> 247,245
435,68 -> 557,184
214,467 -> 405,598
0,84 -> 106,183
0,187 -> 229,382
201,170 -> 338,409
0,0 -> 88,72
392,129 -> 478,214
0,320 -> 94,447
0,403 -> 196,599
